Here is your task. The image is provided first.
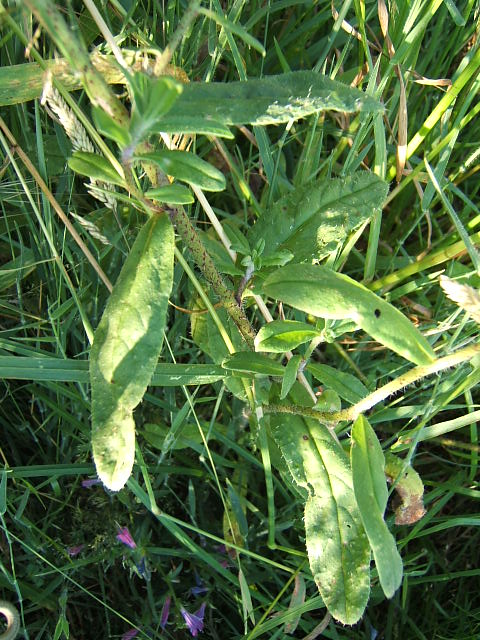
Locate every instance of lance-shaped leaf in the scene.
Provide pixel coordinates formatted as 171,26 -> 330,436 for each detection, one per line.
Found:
90,213 -> 174,491
255,319 -> 322,353
271,414 -> 371,624
249,172 -> 388,262
68,151 -> 126,187
263,264 -> 435,365
134,150 -> 226,192
351,416 -> 403,598
155,71 -> 383,129
221,352 -> 284,377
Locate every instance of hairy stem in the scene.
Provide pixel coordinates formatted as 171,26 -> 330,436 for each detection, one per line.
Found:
265,343 -> 480,425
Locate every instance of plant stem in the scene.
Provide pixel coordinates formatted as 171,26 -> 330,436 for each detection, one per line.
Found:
265,343 -> 480,425
26,0 -> 256,349
168,205 -> 256,349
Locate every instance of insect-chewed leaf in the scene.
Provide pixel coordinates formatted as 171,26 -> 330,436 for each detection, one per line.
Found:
271,415 -> 371,624
263,264 -> 435,365
248,172 -> 388,262
90,213 -> 174,491
351,416 -> 403,598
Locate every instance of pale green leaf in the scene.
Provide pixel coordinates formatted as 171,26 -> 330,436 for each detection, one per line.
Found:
351,416 -> 403,599
155,71 -> 383,129
271,415 -> 371,624
249,172 -> 388,262
263,265 -> 435,365
90,213 -> 174,491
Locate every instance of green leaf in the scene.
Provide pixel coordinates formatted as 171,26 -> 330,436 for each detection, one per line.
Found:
92,106 -> 131,147
221,352 -> 284,377
134,150 -> 226,192
145,183 -> 194,205
68,151 -> 125,187
280,354 -> 303,399
307,363 -> 368,404
127,73 -> 183,142
263,264 -> 436,365
156,71 -> 383,129
90,213 -> 174,491
351,415 -> 403,599
150,116 -> 234,138
248,172 -> 388,262
255,320 -> 322,353
271,415 -> 371,624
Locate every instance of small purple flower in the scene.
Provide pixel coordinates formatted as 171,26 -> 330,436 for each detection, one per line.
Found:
160,595 -> 171,629
121,629 -> 139,640
116,526 -> 137,549
181,602 -> 206,637
82,478 -> 102,488
67,544 -> 84,557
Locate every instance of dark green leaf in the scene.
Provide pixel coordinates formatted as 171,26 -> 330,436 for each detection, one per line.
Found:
248,172 -> 388,262
280,354 -> 303,399
307,363 -> 368,404
146,183 -> 194,204
221,352 -> 284,377
92,106 -> 131,147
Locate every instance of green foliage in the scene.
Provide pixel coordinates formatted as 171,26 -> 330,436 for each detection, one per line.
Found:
90,214 -> 174,490
271,414 -> 371,624
2,0 -> 480,637
351,416 -> 403,598
134,150 -> 226,192
248,172 -> 389,262
263,264 -> 436,365
255,320 -> 323,353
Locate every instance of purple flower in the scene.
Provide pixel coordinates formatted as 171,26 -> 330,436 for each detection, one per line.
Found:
82,478 -> 102,488
67,544 -> 84,557
160,595 -> 171,629
181,602 -> 206,637
116,526 -> 137,549
121,629 -> 139,640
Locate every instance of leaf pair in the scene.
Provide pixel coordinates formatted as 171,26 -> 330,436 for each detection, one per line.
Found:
272,413 -> 405,624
